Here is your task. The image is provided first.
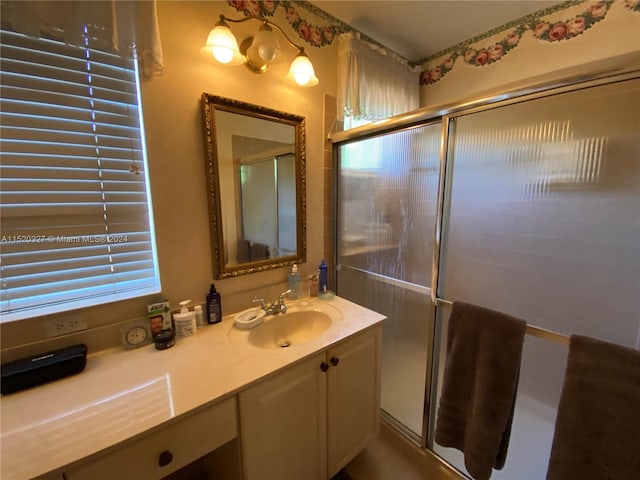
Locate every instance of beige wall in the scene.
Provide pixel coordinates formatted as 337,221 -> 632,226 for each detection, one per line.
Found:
146,0 -> 337,304
1,1 -> 338,358
420,1 -> 640,108
3,0 -> 638,358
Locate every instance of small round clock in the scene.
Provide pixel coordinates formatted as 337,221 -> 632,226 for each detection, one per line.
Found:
120,320 -> 151,350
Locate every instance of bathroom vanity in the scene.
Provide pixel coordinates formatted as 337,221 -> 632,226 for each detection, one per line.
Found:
0,296 -> 385,480
240,327 -> 380,479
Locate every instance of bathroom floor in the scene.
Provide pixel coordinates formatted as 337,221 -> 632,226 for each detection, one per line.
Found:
342,421 -> 461,480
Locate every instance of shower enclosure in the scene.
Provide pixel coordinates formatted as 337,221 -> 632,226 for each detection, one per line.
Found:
333,71 -> 640,478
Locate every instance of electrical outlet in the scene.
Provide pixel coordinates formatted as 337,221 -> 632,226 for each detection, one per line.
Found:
46,316 -> 88,337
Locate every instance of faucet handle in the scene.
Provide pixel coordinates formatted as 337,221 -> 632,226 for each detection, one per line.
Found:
252,297 -> 267,310
275,289 -> 292,315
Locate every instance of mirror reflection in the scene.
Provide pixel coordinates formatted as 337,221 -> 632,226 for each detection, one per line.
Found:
202,94 -> 306,279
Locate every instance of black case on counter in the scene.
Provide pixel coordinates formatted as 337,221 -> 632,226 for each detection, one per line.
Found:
1,344 -> 88,395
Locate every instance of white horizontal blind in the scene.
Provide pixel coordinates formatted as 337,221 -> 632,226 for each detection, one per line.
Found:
0,29 -> 160,322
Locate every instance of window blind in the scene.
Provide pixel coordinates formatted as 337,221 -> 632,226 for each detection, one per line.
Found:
0,29 -> 160,322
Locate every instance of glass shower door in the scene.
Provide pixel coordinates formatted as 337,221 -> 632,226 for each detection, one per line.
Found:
336,122 -> 441,436
432,78 -> 640,478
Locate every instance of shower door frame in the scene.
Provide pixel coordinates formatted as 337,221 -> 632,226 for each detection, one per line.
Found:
331,67 -> 640,462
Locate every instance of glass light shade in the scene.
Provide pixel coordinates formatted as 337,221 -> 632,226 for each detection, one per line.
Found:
201,23 -> 244,65
250,24 -> 281,63
286,53 -> 319,87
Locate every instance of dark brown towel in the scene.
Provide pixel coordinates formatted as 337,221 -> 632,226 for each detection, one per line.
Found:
547,335 -> 640,480
435,301 -> 526,480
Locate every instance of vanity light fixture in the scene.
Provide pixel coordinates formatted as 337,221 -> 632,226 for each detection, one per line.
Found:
201,15 -> 319,87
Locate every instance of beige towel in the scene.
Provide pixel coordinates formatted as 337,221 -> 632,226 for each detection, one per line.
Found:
547,335 -> 640,480
435,302 -> 526,480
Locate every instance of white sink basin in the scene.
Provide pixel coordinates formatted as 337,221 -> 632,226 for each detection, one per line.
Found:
249,311 -> 331,349
227,301 -> 342,349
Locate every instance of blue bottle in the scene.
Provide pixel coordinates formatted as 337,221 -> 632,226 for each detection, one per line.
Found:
318,260 -> 328,294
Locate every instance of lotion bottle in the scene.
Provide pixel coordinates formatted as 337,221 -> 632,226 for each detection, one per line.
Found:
194,305 -> 205,327
173,300 -> 196,337
206,284 -> 222,324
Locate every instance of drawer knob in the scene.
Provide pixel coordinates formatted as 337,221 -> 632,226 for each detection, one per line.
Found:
158,450 -> 174,467
330,356 -> 339,366
320,362 -> 329,372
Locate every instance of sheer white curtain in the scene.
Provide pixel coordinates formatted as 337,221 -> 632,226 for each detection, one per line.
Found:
1,0 -> 163,76
337,32 -> 419,129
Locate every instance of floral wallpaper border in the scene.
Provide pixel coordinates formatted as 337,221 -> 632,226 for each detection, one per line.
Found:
420,0 -> 639,86
226,0 -> 418,59
226,0 -> 350,48
225,0 -> 639,86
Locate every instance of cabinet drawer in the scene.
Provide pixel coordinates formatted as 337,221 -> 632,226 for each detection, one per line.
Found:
66,397 -> 237,480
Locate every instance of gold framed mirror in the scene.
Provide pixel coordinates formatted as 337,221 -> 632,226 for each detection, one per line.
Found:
201,94 -> 306,279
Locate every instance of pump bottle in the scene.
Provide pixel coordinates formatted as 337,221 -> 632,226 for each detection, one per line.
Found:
173,300 -> 196,337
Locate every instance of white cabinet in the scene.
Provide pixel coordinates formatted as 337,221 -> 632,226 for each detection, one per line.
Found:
239,352 -> 328,480
239,327 -> 381,480
64,397 -> 237,480
327,327 -> 381,477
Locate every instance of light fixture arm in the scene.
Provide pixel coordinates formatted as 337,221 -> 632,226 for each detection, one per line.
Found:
203,14 -> 318,86
218,14 -> 306,55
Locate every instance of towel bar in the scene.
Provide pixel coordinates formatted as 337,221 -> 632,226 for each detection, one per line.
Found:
435,297 -> 570,346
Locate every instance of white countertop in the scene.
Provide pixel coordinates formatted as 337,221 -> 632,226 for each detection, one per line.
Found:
0,296 -> 385,480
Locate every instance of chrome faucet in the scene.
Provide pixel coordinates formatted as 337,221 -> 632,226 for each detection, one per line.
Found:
253,288 -> 291,316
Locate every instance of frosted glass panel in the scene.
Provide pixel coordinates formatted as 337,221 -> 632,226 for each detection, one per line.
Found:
336,123 -> 441,436
337,267 -> 431,435
434,78 -> 640,478
338,124 -> 441,286
440,78 -> 640,348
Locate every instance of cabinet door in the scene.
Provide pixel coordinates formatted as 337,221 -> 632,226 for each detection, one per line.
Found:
327,327 -> 381,477
239,353 -> 327,480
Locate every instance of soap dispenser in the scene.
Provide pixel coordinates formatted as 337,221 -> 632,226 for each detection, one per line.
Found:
173,300 -> 196,338
288,264 -> 302,299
